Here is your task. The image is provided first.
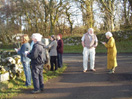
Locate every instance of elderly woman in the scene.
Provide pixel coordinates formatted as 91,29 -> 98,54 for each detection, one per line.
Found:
46,35 -> 57,71
57,34 -> 63,68
15,34 -> 31,86
102,32 -> 118,74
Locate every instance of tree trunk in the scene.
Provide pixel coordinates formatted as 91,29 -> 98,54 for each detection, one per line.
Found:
124,0 -> 129,25
128,0 -> 132,10
100,0 -> 115,31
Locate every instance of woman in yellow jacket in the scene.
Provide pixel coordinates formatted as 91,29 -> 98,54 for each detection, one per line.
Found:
102,32 -> 118,74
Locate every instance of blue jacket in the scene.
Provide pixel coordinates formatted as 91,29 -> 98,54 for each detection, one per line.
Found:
18,43 -> 31,62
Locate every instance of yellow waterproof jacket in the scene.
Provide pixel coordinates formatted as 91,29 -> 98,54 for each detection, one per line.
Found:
105,37 -> 117,69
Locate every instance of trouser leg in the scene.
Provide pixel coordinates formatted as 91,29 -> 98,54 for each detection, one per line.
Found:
32,66 -> 39,91
53,56 -> 57,70
58,53 -> 63,68
89,48 -> 95,69
57,53 -> 60,68
83,47 -> 89,71
50,56 -> 54,71
60,54 -> 63,67
22,62 -> 31,86
39,66 -> 44,89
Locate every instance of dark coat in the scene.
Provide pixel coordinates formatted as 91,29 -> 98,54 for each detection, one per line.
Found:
27,41 -> 46,66
57,39 -> 63,54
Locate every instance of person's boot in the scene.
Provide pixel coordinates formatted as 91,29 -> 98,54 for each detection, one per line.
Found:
108,70 -> 114,74
31,90 -> 40,94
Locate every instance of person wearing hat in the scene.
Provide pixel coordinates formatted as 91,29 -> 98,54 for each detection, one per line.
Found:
26,33 -> 47,94
81,28 -> 98,72
46,35 -> 58,71
102,32 -> 118,74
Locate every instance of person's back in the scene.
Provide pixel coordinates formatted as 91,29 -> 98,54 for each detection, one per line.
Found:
57,39 -> 63,54
29,41 -> 46,66
27,33 -> 45,93
46,35 -> 58,71
49,40 -> 57,56
57,34 -> 64,68
17,42 -> 30,62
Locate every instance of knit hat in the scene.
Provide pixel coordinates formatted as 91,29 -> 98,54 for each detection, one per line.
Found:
51,35 -> 56,40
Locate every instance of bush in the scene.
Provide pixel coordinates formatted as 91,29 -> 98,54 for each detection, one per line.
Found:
63,30 -> 132,46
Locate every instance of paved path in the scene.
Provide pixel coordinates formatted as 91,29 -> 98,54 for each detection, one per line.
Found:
13,53 -> 132,99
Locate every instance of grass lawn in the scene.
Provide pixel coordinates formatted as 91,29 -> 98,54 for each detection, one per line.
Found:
0,40 -> 131,54
0,65 -> 67,99
64,40 -> 132,53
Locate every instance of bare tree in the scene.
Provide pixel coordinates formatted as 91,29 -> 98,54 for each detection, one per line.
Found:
65,5 -> 74,34
99,0 -> 115,31
75,0 -> 94,29
128,0 -> 132,10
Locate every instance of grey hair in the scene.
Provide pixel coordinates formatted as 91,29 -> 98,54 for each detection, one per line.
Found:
88,28 -> 94,33
105,32 -> 113,37
32,33 -> 42,41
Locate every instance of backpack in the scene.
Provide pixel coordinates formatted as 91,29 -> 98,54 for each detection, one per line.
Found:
35,45 -> 48,65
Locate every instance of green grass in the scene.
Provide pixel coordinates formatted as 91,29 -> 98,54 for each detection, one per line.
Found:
116,40 -> 132,53
1,40 -> 131,53
64,40 -> 132,53
64,44 -> 83,53
0,65 -> 67,99
0,49 -> 14,51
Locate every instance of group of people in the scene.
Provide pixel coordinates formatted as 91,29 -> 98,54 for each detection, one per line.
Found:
46,35 -> 64,71
82,28 -> 118,74
14,28 -> 117,94
15,33 -> 63,94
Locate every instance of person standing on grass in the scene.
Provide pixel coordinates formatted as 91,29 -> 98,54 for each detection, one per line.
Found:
46,35 -> 58,71
101,32 -> 118,74
15,34 -> 31,87
26,33 -> 47,94
81,28 -> 98,73
57,34 -> 63,68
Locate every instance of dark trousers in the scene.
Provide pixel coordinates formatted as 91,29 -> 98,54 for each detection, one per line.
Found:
50,56 -> 57,71
32,65 -> 44,91
57,53 -> 63,68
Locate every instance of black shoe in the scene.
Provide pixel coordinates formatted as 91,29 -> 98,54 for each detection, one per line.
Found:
40,88 -> 44,92
31,90 -> 40,94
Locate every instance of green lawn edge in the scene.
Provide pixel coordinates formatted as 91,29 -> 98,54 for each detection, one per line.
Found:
0,65 -> 67,99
